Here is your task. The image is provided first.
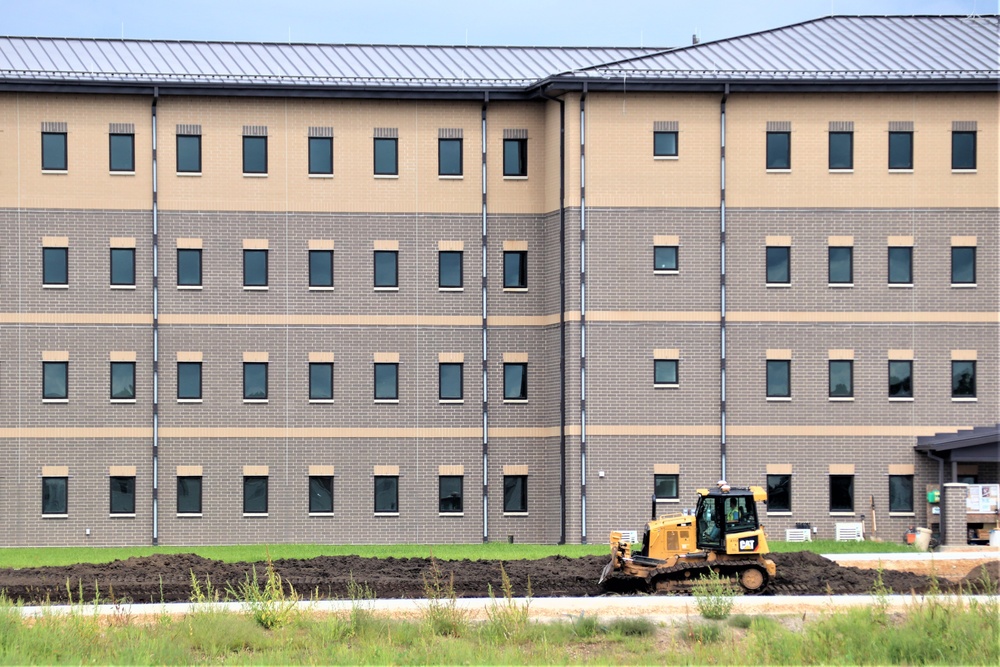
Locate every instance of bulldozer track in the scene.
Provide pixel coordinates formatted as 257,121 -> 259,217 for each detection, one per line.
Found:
643,558 -> 773,595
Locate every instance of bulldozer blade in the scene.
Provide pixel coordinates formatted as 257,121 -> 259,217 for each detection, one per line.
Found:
598,559 -> 614,585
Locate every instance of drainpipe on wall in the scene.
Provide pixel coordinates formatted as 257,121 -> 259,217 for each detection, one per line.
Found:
481,93 -> 489,542
925,450 -> 946,544
579,84 -> 588,544
719,83 -> 729,483
151,88 -> 160,545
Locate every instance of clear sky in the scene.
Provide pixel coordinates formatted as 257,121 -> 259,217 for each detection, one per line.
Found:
1,0 -> 990,46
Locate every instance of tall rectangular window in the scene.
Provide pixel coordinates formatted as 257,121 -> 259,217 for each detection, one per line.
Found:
503,475 -> 527,513
43,247 -> 68,286
438,138 -> 462,176
765,132 -> 790,169
828,132 -> 853,169
503,251 -> 527,288
766,474 -> 791,512
309,476 -> 334,513
42,132 -> 67,170
951,247 -> 975,285
177,476 -> 202,514
654,474 -> 678,501
243,249 -> 268,287
110,248 -> 136,286
242,136 -> 267,174
654,359 -> 678,387
503,363 -> 527,401
374,476 -> 398,513
243,476 -> 268,514
177,362 -> 202,400
309,363 -> 333,401
888,246 -> 912,285
374,250 -> 398,288
176,135 -> 201,173
374,138 -> 398,175
653,131 -> 678,157
308,136 -> 333,175
439,363 -> 463,401
952,131 -> 976,170
109,133 -> 135,172
829,360 -> 853,398
43,361 -> 68,399
374,363 -> 398,400
109,476 -> 136,514
177,249 -> 202,287
438,251 -> 463,288
654,246 -> 678,272
766,360 -> 790,398
42,477 -> 68,515
888,131 -> 913,169
952,361 -> 976,398
243,362 -> 268,400
889,475 -> 914,513
830,475 -> 854,513
503,138 -> 527,176
828,247 -> 853,284
439,476 -> 463,513
309,250 -> 334,287
766,246 -> 790,284
888,360 -> 912,398
110,362 -> 136,400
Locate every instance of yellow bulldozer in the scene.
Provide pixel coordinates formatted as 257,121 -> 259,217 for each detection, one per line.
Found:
599,482 -> 777,594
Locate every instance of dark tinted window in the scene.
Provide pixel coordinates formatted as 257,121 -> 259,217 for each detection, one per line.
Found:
828,132 -> 853,169
654,246 -> 678,271
439,363 -> 463,400
42,132 -> 67,170
504,363 -> 527,400
243,476 -> 268,514
110,362 -> 136,400
42,477 -> 68,514
654,474 -> 678,500
503,251 -> 527,288
766,246 -> 790,284
177,476 -> 202,514
888,247 -> 912,284
309,363 -> 333,400
439,476 -> 463,513
243,249 -> 268,287
374,250 -> 398,288
829,474 -> 854,512
374,476 -> 398,512
951,247 -> 975,284
766,360 -> 790,398
654,359 -> 678,386
653,131 -> 677,157
177,362 -> 202,399
309,476 -> 334,513
888,131 -> 912,169
951,131 -> 976,170
109,134 -> 134,172
889,475 -> 913,512
243,362 -> 268,400
766,132 -> 790,169
828,247 -> 853,284
110,476 -> 136,514
503,475 -> 527,512
888,360 -> 912,398
503,139 -> 527,176
177,249 -> 202,286
829,360 -> 853,398
308,136 -> 333,174
438,138 -> 462,176
43,361 -> 68,399
110,248 -> 135,286
766,474 -> 791,512
374,138 -> 398,175
374,363 -> 398,400
309,250 -> 333,287
176,135 -> 201,173
439,251 -> 463,288
952,361 -> 976,398
243,136 -> 267,174
43,247 -> 68,285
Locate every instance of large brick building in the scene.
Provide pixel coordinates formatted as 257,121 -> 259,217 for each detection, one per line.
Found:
0,16 -> 996,546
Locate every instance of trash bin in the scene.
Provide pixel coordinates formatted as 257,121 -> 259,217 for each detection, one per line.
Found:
913,527 -> 932,551
990,530 -> 1000,548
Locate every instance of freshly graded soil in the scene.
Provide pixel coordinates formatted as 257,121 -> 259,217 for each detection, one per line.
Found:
0,551 -> 987,605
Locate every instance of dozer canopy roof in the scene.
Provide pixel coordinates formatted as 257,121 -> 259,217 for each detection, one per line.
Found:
695,486 -> 768,502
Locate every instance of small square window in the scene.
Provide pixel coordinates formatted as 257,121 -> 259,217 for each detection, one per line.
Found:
177,476 -> 202,514
654,359 -> 678,386
308,136 -> 333,175
439,138 -> 462,176
888,360 -> 912,398
766,474 -> 791,512
309,363 -> 333,400
889,475 -> 913,513
109,133 -> 135,172
828,132 -> 853,169
766,360 -> 790,398
110,476 -> 136,514
43,361 -> 68,399
766,246 -> 790,284
888,131 -> 913,169
952,131 -> 976,170
374,250 -> 398,288
766,132 -> 790,169
374,476 -> 398,513
42,132 -> 67,170
654,474 -> 678,500
439,251 -> 463,288
654,246 -> 678,272
177,362 -> 202,400
829,474 -> 854,512
829,360 -> 853,398
952,360 -> 976,398
951,247 -> 975,285
503,475 -> 527,513
243,249 -> 268,287
653,131 -> 677,157
374,362 -> 398,400
176,135 -> 202,173
309,476 -> 334,513
503,363 -> 527,401
243,136 -> 267,174
43,247 -> 68,286
439,362 -> 463,400
42,477 -> 68,514
110,248 -> 135,286
374,138 -> 398,175
177,249 -> 202,286
243,362 -> 268,400
888,246 -> 912,284
503,251 -> 527,288
503,138 -> 527,176
309,250 -> 334,287
243,476 -> 268,514
439,475 -> 463,513
828,247 -> 853,284
110,362 -> 136,400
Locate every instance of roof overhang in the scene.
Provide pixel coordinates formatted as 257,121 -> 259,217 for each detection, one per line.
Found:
915,424 -> 1000,464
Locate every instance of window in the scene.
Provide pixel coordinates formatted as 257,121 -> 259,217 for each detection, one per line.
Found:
374,138 -> 398,175
653,131 -> 678,157
374,476 -> 398,513
243,476 -> 268,514
109,133 -> 134,172
888,360 -> 913,398
308,136 -> 333,175
110,362 -> 136,400
43,361 -> 68,400
654,246 -> 678,272
438,251 -> 463,288
374,363 -> 398,400
828,247 -> 853,284
110,248 -> 135,286
109,476 -> 136,515
439,476 -> 463,513
952,131 -> 976,170
177,249 -> 202,287
503,251 -> 527,288
503,363 -> 527,401
503,475 -> 527,513
243,136 -> 267,174
243,362 -> 268,401
374,250 -> 398,288
951,247 -> 975,285
952,361 -> 976,398
766,246 -> 790,284
829,360 -> 853,398
828,132 -> 853,170
43,247 -> 68,286
309,476 -> 334,513
177,362 -> 202,400
176,135 -> 201,173
888,131 -> 913,169
888,247 -> 912,285
309,363 -> 333,401
766,360 -> 790,398
889,475 -> 914,513
243,249 -> 268,287
42,477 -> 68,515
503,138 -> 527,176
438,138 -> 462,176
765,131 -> 790,169
309,250 -> 334,288
654,359 -> 678,387
177,476 -> 202,514
439,363 -> 463,401
654,474 -> 678,501
42,132 -> 67,170
829,474 -> 854,512
766,474 -> 791,512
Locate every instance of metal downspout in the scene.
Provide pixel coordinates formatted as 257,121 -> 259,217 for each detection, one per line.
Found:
719,84 -> 729,482
579,84 -> 588,544
481,93 -> 489,542
151,88 -> 160,545
925,450 -> 946,543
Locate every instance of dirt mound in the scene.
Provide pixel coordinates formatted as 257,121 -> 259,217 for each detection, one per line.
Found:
769,551 -> 950,595
961,561 -> 1000,593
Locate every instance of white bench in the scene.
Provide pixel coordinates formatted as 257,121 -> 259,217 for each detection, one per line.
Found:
785,528 -> 812,542
615,530 -> 639,544
835,522 -> 865,541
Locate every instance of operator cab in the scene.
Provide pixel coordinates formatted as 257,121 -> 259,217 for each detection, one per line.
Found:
695,486 -> 760,550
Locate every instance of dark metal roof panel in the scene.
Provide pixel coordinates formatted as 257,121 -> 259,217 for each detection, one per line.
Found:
915,424 -> 1000,452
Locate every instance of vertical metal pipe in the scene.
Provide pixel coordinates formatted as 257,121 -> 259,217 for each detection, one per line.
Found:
579,85 -> 588,543
151,88 -> 160,545
719,83 -> 729,482
481,94 -> 489,542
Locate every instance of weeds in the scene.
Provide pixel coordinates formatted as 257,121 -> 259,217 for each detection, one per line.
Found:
570,612 -> 601,638
188,570 -> 221,605
869,563 -> 893,623
482,563 -> 531,642
692,568 -> 740,620
727,613 -> 754,629
346,572 -> 380,637
607,616 -> 656,637
421,557 -> 470,637
225,552 -> 300,630
681,620 -> 722,644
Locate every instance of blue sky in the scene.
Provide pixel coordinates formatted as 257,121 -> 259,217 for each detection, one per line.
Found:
1,0 -> 988,45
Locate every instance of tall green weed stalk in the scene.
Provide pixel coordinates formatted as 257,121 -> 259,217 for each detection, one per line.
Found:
226,552 -> 300,630
421,557 -> 470,637
692,568 -> 740,620
482,563 -> 531,642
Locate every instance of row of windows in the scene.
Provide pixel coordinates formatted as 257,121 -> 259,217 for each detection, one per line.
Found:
765,128 -> 978,171
765,360 -> 978,400
765,245 -> 979,286
766,473 -> 916,514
